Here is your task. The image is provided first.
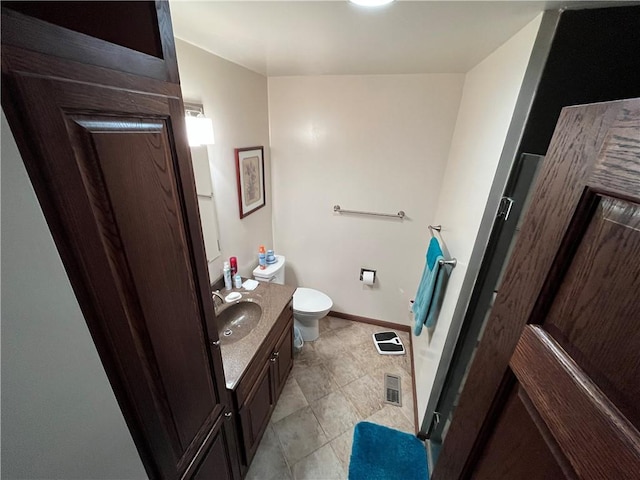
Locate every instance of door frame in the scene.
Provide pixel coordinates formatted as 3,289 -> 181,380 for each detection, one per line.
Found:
425,153 -> 544,444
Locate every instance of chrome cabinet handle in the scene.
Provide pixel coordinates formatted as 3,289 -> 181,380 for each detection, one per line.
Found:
273,351 -> 279,358
224,411 -> 232,419
210,340 -> 220,347
270,356 -> 277,363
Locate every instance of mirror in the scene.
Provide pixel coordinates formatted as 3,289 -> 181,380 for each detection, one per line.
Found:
191,145 -> 221,263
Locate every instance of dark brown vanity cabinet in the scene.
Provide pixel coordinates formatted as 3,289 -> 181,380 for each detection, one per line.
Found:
232,302 -> 294,473
2,3 -> 239,479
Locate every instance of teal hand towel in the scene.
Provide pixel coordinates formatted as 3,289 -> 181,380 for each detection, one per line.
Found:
413,238 -> 444,336
425,264 -> 449,328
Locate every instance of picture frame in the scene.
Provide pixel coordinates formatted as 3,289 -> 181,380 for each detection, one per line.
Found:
235,146 -> 266,219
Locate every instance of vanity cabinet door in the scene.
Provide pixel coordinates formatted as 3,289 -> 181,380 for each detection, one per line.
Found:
239,359 -> 275,465
272,317 -> 294,397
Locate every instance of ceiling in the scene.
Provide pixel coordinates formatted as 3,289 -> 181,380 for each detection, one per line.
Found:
169,1 -> 586,77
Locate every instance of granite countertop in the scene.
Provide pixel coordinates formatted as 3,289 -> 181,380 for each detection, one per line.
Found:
214,281 -> 295,390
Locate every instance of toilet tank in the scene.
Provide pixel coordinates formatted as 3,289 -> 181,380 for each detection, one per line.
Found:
252,255 -> 285,284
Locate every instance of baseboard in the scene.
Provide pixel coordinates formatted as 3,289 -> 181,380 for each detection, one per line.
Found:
329,310 -> 410,333
409,333 -> 419,433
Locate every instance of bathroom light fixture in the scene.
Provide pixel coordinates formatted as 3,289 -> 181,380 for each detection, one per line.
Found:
349,0 -> 394,6
185,103 -> 215,147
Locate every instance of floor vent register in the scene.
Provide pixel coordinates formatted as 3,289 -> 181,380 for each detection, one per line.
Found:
384,373 -> 402,406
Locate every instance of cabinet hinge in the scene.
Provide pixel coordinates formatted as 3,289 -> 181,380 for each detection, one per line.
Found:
497,196 -> 514,221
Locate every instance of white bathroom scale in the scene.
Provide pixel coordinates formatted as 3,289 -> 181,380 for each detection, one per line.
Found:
372,331 -> 405,355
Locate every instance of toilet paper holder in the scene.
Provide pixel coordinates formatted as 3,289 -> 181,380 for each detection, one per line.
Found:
360,268 -> 377,285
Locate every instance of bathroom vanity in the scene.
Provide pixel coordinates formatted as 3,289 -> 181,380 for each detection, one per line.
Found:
213,282 -> 295,475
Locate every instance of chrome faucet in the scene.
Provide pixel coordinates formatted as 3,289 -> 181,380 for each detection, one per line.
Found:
212,291 -> 225,311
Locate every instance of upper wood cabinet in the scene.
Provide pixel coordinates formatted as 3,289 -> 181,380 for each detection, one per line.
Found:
2,1 -> 179,82
1,3 -> 238,479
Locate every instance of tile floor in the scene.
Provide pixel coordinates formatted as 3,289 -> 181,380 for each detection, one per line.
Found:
246,316 -> 415,480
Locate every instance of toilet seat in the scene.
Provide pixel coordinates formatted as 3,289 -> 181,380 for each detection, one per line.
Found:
293,287 -> 332,314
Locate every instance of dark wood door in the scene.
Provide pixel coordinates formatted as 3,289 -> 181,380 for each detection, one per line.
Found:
434,99 -> 640,479
191,414 -> 237,480
1,4 -> 236,479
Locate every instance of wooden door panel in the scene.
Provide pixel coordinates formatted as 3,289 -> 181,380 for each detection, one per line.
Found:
591,123 -> 640,200
190,416 -> 237,480
473,387 -> 567,480
193,434 -> 233,480
511,326 -> 640,479
4,71 -> 226,475
543,196 -> 640,428
69,117 -> 218,448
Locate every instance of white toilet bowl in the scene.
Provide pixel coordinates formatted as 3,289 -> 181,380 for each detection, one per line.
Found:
252,255 -> 332,342
293,287 -> 333,341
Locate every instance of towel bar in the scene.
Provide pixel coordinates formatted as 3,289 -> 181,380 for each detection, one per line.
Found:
333,205 -> 405,219
429,224 -> 456,267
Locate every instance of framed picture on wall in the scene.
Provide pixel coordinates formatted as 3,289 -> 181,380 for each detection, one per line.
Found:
235,146 -> 266,218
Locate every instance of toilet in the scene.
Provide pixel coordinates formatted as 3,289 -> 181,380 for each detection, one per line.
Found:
252,255 -> 332,341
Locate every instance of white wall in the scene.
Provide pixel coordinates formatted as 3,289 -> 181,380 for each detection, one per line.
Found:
1,112 -> 147,479
413,15 -> 543,418
175,38 -> 273,281
269,74 -> 464,324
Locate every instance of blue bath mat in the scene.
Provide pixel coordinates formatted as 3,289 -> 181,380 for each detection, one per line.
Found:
349,422 -> 428,480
